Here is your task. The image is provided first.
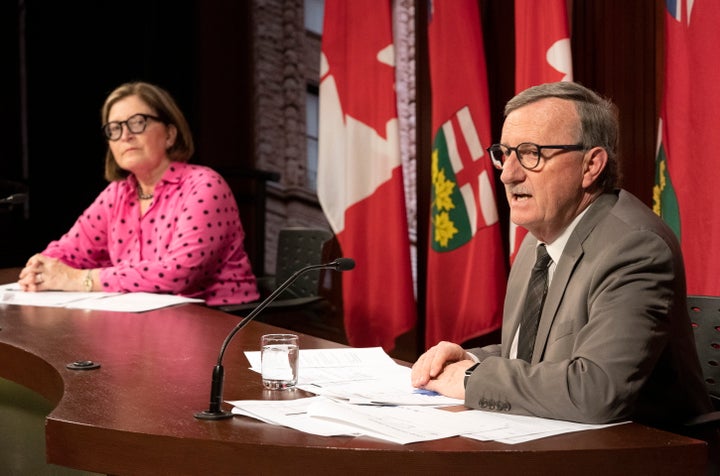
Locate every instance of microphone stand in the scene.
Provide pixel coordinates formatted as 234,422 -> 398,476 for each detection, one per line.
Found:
194,257 -> 355,420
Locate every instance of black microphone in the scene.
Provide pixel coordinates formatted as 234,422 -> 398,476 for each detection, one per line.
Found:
194,257 -> 355,420
0,193 -> 28,205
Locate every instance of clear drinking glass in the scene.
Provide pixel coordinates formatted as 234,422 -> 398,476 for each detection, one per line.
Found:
260,334 -> 299,390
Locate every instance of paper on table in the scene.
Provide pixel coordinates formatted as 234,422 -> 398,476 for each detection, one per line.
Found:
304,367 -> 463,406
231,346 -> 627,445
245,346 -> 399,385
244,347 -> 464,406
459,409 -> 628,444
0,283 -> 118,306
228,394 -> 625,445
64,292 -> 204,312
0,283 -> 203,312
304,396 -> 485,444
245,346 -> 397,371
229,396 -> 363,437
229,395 -> 489,444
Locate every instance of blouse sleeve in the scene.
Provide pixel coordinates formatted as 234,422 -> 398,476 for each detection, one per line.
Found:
41,185 -> 115,268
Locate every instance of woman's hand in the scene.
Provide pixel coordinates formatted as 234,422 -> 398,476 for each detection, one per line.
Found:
18,254 -> 84,292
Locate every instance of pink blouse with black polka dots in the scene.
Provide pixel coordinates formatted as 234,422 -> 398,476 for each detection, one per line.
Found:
42,162 -> 260,306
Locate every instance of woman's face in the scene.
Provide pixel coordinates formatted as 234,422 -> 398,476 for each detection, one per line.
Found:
106,95 -> 176,177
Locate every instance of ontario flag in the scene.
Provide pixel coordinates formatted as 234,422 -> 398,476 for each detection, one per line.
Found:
425,0 -> 506,346
654,0 -> 720,296
317,0 -> 417,350
511,0 -> 573,264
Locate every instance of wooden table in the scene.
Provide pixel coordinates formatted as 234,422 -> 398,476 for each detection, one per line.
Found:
0,268 -> 709,475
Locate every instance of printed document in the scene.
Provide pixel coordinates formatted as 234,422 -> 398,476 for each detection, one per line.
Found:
233,347 -> 623,444
0,283 -> 203,312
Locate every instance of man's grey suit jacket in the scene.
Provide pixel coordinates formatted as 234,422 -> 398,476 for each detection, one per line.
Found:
466,189 -> 712,429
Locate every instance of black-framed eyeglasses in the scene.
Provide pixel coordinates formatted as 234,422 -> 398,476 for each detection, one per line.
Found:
486,142 -> 585,170
102,113 -> 163,141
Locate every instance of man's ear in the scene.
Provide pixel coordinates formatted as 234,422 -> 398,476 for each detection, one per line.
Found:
581,147 -> 608,188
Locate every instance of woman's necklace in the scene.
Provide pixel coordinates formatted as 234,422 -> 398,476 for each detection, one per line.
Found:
138,189 -> 154,200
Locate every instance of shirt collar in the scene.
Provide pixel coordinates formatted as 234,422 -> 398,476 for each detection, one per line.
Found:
540,206 -> 591,265
127,161 -> 186,192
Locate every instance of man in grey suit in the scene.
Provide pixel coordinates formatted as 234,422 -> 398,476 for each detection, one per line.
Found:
411,82 -> 713,434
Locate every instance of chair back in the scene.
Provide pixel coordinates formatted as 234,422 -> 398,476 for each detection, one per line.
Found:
275,227 -> 333,298
688,295 -> 720,410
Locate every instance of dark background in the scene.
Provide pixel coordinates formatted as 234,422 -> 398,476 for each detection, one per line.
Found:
0,1 -> 257,267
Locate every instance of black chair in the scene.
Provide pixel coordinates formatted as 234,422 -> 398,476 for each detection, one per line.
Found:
218,227 -> 346,343
689,296 -> 720,412
685,296 -> 720,476
214,167 -> 280,277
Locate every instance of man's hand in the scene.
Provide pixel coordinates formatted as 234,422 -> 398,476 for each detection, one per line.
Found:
419,360 -> 477,400
411,341 -> 476,399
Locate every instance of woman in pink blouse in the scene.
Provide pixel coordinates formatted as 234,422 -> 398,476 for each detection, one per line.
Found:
18,81 -> 259,306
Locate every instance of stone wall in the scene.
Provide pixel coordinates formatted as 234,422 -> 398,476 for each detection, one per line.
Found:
251,0 -> 416,274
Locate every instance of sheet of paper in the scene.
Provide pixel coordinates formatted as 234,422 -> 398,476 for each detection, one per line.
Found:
305,397 -> 485,444
0,283 -> 120,306
301,369 -> 463,406
63,292 -> 204,312
245,346 -> 397,371
459,410 -> 628,444
245,346 -> 401,385
0,283 -> 203,312
228,394 -> 625,446
229,395 -> 488,444
244,347 -> 463,406
229,396 -> 363,437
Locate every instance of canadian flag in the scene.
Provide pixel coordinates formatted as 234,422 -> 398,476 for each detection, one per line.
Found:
317,0 -> 416,350
511,0 -> 573,264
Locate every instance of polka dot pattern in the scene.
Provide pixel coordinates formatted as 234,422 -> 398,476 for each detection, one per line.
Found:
42,162 -> 259,305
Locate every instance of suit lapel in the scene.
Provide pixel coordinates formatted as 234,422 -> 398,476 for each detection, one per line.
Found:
531,192 -> 619,363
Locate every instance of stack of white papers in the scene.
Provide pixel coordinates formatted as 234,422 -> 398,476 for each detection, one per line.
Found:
244,347 -> 463,406
232,347 -> 624,445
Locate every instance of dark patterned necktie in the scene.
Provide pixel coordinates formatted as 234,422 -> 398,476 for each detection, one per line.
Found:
517,244 -> 552,362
